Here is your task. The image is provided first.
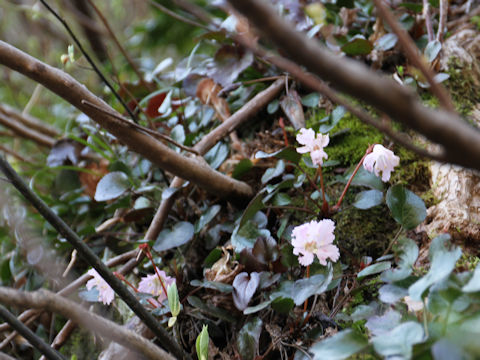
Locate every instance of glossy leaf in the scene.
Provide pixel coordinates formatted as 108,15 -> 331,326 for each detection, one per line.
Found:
204,142 -> 229,170
366,310 -> 402,336
386,185 -> 427,229
255,147 -> 302,164
352,189 -> 383,209
425,40 -> 442,62
194,205 -> 221,233
237,317 -> 263,360
232,159 -> 253,179
261,160 -> 285,184
153,221 -> 194,252
291,265 -> 333,305
375,33 -> 398,51
381,237 -> 418,282
310,329 -> 368,360
94,171 -> 130,201
319,106 -> 346,133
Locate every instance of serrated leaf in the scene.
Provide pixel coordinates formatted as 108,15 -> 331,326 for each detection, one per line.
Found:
386,185 -> 426,229
352,189 -> 383,209
153,221 -> 194,251
94,172 -> 130,201
358,261 -> 391,278
237,318 -> 263,360
409,234 -> 461,301
310,329 -> 368,360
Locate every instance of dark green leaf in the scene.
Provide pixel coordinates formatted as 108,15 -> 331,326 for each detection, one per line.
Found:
255,147 -> 302,164
194,205 -> 221,233
239,193 -> 265,228
366,310 -> 402,336
301,93 -> 320,107
273,192 -> 291,206
153,221 -> 194,251
243,300 -> 272,315
352,189 -> 383,209
187,296 -> 236,322
232,159 -> 253,179
237,318 -> 263,360
271,297 -> 294,314
386,185 -> 427,229
261,160 -> 285,184
204,248 -> 222,267
190,279 -> 233,293
94,172 -> 130,201
341,37 -> 373,55
382,237 -> 418,282
319,106 -> 346,133
291,265 -> 333,305
338,166 -> 383,190
357,261 -> 391,279
310,329 -> 368,359
267,99 -> 279,114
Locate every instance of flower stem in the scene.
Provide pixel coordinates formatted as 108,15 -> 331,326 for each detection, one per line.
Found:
139,244 -> 168,298
332,145 -> 374,212
114,272 -> 159,308
317,166 -> 329,216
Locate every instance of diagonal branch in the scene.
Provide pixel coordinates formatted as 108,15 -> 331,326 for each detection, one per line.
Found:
227,0 -> 480,171
0,40 -> 252,204
0,288 -> 175,360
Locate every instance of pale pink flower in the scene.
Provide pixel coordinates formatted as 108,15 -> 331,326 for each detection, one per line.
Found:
363,144 -> 400,182
86,269 -> 115,305
291,219 -> 340,266
296,128 -> 329,166
138,271 -> 176,306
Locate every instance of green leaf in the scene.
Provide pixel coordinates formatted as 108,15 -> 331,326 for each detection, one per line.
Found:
261,160 -> 285,184
232,159 -> 253,179
194,205 -> 221,233
462,262 -> 480,292
170,124 -> 185,145
196,325 -> 209,360
153,221 -> 194,251
273,192 -> 291,206
372,322 -> 424,358
239,193 -> 265,228
231,221 -> 271,252
341,37 -> 373,55
204,142 -> 229,169
319,106 -> 346,133
243,300 -> 272,314
386,185 -> 426,229
409,234 -> 462,301
357,261 -> 391,279
255,147 -> 302,164
378,284 -> 408,304
338,166 -> 383,190
352,189 -> 383,209
301,92 -> 320,107
291,265 -> 333,305
310,329 -> 368,360
190,279 -> 233,293
375,33 -> 398,51
188,296 -> 236,322
366,310 -> 402,336
267,99 -> 279,114
167,283 -> 181,317
381,237 -> 418,282
94,171 -> 130,201
425,40 -> 442,62
271,297 -> 294,314
237,318 -> 263,360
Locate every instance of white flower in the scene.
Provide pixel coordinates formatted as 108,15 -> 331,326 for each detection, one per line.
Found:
138,271 -> 176,306
363,144 -> 400,182
291,219 -> 340,266
296,128 -> 329,166
86,269 -> 115,305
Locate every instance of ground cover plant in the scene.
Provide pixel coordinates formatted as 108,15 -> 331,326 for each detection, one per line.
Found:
0,0 -> 480,359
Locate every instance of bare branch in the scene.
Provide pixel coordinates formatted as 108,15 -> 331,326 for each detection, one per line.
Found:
0,40 -> 253,203
0,288 -> 175,360
227,0 -> 480,171
0,112 -> 55,147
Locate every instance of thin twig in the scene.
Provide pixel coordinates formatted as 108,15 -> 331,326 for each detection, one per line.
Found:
38,0 -> 138,122
382,226 -> 404,256
0,305 -> 65,360
0,144 -> 33,163
0,157 -> 189,360
81,99 -> 200,154
85,0 -> 154,92
148,0 -> 209,30
437,0 -> 448,42
423,0 -> 435,42
373,0 -> 454,111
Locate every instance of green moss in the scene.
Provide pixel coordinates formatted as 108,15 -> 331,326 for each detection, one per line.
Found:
324,113 -> 384,167
333,205 -> 399,259
444,61 -> 480,116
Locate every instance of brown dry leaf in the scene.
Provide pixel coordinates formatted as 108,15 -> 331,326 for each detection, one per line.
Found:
196,78 -> 231,121
79,159 -> 109,199
205,247 -> 242,284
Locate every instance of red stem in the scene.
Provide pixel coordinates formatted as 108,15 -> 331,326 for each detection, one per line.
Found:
303,265 -> 310,312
